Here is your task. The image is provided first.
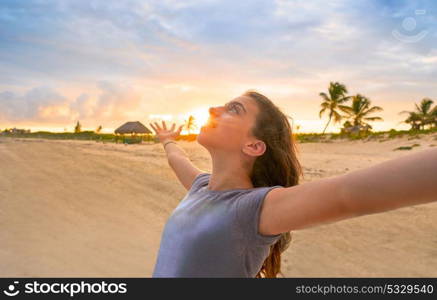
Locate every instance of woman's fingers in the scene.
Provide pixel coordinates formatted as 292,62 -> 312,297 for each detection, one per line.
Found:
154,122 -> 161,131
150,121 -> 181,134
149,123 -> 156,133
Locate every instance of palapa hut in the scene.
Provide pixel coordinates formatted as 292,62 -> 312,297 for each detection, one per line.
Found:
342,124 -> 372,135
114,121 -> 153,144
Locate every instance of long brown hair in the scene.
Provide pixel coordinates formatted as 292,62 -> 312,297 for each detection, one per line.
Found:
243,90 -> 303,278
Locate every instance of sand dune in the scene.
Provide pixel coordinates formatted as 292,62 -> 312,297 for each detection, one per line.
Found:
1,134 -> 436,277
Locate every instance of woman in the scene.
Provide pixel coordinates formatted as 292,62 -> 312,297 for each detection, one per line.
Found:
149,90 -> 437,278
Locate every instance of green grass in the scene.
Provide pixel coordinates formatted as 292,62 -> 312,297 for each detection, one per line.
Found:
0,131 -> 201,144
294,127 -> 437,143
394,146 -> 413,151
393,143 -> 421,151
0,131 -> 154,144
1,127 -> 436,144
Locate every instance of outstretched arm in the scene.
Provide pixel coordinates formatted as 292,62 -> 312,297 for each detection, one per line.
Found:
260,148 -> 437,235
149,121 -> 205,191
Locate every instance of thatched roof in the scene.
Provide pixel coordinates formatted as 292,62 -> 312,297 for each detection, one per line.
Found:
114,121 -> 152,134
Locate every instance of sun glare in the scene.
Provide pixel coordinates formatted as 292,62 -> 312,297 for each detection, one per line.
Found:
182,107 -> 210,133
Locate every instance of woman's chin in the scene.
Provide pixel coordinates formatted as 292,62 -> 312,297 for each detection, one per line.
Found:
201,124 -> 213,131
197,129 -> 208,145
198,125 -> 214,140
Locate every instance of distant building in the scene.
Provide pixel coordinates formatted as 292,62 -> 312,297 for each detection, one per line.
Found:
342,124 -> 371,134
1,127 -> 31,134
114,121 -> 153,144
114,121 -> 152,135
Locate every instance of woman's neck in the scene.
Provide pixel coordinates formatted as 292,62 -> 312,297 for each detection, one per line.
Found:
208,156 -> 253,191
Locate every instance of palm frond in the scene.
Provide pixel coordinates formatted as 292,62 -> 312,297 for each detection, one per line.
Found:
398,110 -> 412,115
320,102 -> 330,109
338,105 -> 353,113
364,116 -> 384,121
365,106 -> 384,114
339,95 -> 352,103
319,107 -> 327,119
332,110 -> 343,123
319,92 -> 330,102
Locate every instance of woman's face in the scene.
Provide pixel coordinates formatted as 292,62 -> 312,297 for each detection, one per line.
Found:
197,95 -> 264,155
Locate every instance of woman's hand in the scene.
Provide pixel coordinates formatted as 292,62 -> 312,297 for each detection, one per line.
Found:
149,121 -> 184,144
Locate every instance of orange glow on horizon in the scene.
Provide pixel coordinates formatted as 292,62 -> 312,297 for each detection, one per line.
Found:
3,119 -> 410,135
2,102 -> 411,136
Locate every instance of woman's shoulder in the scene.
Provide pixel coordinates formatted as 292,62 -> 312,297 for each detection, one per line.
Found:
189,172 -> 211,194
232,185 -> 283,245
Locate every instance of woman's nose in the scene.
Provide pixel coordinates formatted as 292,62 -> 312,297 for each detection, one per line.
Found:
209,106 -> 220,117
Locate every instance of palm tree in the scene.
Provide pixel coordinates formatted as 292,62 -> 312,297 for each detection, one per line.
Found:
431,105 -> 437,128
399,98 -> 434,130
319,82 -> 351,135
184,115 -> 197,135
424,101 -> 437,129
74,121 -> 81,133
400,112 -> 422,130
340,94 -> 384,132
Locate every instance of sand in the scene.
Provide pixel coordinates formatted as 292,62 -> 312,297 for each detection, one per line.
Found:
1,134 -> 436,277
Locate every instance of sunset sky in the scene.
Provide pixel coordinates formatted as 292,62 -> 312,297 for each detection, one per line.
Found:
1,0 -> 436,134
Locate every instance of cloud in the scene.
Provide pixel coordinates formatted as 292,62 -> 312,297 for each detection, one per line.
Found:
69,93 -> 96,120
2,0 -> 436,84
1,0 -> 437,132
0,87 -> 70,122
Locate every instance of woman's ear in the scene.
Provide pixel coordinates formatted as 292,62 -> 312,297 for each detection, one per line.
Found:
242,140 -> 266,157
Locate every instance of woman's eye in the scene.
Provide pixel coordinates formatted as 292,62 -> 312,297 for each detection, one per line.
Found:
227,104 -> 239,114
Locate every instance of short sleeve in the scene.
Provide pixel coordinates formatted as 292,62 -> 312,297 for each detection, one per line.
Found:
234,186 -> 283,246
188,173 -> 210,194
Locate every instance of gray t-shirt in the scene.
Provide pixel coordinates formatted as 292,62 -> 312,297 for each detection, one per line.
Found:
152,172 -> 283,278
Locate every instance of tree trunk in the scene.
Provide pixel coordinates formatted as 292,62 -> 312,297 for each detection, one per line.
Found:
322,114 -> 332,135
